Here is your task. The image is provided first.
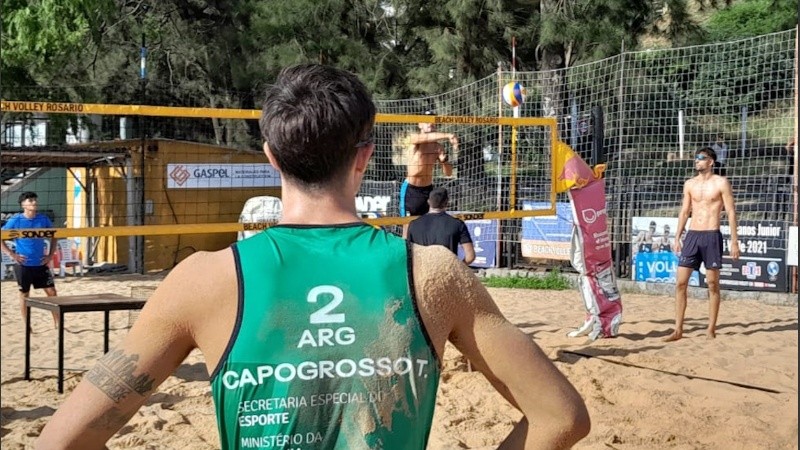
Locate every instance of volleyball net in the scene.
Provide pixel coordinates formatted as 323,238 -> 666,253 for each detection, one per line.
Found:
0,100 -> 560,270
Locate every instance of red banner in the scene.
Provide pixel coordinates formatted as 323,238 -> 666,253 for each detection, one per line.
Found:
568,179 -> 623,340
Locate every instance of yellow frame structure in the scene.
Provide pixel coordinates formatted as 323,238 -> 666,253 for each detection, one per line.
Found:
1,101 -> 557,239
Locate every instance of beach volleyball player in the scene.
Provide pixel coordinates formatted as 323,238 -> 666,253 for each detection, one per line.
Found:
664,146 -> 740,342
400,110 -> 458,236
38,64 -> 589,449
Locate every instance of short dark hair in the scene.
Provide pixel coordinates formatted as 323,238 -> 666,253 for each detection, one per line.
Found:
428,187 -> 449,209
18,191 -> 38,204
259,64 -> 376,188
697,147 -> 717,162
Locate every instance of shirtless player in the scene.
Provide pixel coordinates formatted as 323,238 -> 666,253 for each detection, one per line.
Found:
664,147 -> 740,342
400,113 -> 457,219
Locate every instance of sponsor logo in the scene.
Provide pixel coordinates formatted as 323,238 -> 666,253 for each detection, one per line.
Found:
193,168 -> 229,178
741,262 -> 761,279
767,261 -> 780,281
169,165 -> 191,186
6,229 -> 57,239
766,261 -> 780,277
454,212 -> 486,221
581,207 -> 606,224
355,196 -> 390,215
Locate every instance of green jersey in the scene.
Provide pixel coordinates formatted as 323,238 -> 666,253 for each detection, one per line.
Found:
210,224 -> 441,450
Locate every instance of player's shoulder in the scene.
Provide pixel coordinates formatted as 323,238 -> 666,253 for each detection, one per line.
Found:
158,247 -> 236,308
410,244 -> 473,290
711,174 -> 730,185
407,216 -> 426,232
176,247 -> 235,279
409,244 -> 495,338
2,213 -> 21,227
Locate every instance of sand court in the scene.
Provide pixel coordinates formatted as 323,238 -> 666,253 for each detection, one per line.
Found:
1,275 -> 797,449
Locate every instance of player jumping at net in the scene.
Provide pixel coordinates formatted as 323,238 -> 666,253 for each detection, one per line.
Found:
37,64 -> 590,449
664,146 -> 740,342
400,110 -> 457,236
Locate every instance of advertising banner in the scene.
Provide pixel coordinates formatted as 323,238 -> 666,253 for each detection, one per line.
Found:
458,219 -> 497,269
631,218 -> 787,292
167,163 -> 280,189
356,181 -> 400,218
631,217 -> 701,286
520,202 -> 573,260
718,221 -> 787,292
568,179 -> 622,340
570,181 -> 612,267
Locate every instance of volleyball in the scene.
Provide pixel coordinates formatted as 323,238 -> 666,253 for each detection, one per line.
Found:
502,82 -> 526,107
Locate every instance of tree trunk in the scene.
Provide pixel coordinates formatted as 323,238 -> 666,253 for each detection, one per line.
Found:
538,0 -> 568,124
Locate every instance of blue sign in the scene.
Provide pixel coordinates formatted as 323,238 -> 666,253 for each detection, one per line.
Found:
458,219 -> 497,268
633,251 -> 700,286
521,202 -> 573,241
520,202 -> 573,260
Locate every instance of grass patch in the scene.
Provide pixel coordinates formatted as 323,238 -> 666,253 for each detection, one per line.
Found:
481,271 -> 572,290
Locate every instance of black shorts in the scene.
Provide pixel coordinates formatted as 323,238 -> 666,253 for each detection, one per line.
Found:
400,181 -> 433,217
678,230 -> 723,270
13,265 -> 56,293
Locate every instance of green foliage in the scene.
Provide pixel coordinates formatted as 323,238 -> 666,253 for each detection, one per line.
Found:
2,0 -> 114,67
481,271 -> 572,290
1,0 -> 117,103
705,0 -> 797,42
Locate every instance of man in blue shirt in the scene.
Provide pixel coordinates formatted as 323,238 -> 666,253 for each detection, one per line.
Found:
1,191 -> 58,323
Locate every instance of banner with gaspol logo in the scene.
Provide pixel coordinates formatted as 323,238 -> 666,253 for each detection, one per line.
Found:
167,163 -> 281,189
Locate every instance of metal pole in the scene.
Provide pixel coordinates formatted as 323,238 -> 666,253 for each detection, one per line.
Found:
792,23 -> 798,293
740,106 -> 748,158
136,26 -> 147,274
496,64 -> 504,267
615,41 -> 628,277
678,110 -> 685,159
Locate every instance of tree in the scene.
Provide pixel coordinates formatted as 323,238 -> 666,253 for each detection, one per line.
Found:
704,0 -> 797,42
1,0 -> 121,144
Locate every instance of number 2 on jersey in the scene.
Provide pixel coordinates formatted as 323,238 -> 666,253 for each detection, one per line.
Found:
307,285 -> 345,324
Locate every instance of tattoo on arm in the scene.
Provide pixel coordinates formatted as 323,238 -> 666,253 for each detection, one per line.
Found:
85,349 -> 156,403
